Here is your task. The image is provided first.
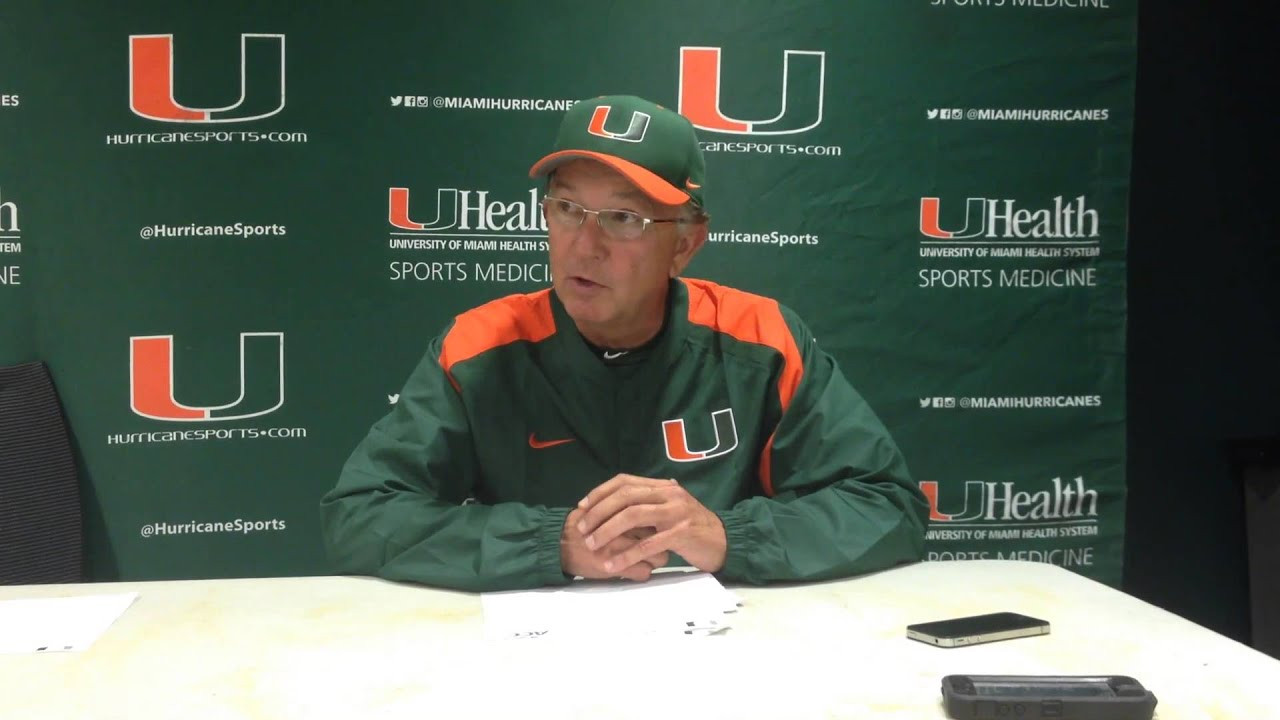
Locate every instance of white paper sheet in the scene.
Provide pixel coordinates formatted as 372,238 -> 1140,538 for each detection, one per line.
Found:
481,572 -> 739,640
0,593 -> 139,654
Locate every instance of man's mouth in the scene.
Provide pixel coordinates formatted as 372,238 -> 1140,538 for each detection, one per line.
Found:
569,275 -> 604,290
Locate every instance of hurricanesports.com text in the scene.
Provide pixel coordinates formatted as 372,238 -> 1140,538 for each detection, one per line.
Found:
700,141 -> 841,156
107,427 -> 307,445
140,518 -> 288,538
106,130 -> 308,145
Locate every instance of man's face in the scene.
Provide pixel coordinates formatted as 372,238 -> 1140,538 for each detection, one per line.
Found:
545,159 -> 702,347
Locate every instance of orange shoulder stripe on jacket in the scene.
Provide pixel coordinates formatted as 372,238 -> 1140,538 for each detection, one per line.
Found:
439,289 -> 555,389
682,278 -> 803,497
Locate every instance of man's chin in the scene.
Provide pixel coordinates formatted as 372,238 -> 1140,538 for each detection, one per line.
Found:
555,292 -> 611,328
562,303 -> 611,329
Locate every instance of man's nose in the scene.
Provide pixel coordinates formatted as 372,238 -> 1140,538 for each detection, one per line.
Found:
568,213 -> 609,258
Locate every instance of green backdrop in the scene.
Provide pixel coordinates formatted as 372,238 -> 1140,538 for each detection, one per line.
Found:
0,1 -> 1136,584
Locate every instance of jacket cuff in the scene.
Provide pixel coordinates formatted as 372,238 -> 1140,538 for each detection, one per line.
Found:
716,509 -> 754,582
538,507 -> 573,586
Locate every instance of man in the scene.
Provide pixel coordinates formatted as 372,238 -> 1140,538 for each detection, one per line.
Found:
321,95 -> 927,592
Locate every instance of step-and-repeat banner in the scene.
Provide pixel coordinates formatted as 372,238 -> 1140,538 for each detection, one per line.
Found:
0,1 -> 1136,584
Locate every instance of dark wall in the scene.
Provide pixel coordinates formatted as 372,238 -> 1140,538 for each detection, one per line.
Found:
1126,0 -> 1276,641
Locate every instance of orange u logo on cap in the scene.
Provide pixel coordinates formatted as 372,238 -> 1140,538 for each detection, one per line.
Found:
587,106 -> 650,143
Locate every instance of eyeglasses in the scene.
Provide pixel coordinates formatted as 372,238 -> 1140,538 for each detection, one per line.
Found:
540,197 -> 686,241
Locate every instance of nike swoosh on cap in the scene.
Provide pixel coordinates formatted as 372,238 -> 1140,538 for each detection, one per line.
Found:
528,433 -> 575,449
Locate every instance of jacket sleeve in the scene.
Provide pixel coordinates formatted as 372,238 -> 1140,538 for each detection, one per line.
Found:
715,313 -> 928,584
319,334 -> 571,592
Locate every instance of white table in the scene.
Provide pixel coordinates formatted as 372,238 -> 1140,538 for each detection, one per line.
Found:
2,560 -> 1277,719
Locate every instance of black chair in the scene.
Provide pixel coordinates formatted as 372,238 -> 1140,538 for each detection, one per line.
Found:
0,361 -> 83,584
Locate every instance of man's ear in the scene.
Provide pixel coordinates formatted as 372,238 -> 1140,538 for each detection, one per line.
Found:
669,221 -> 708,278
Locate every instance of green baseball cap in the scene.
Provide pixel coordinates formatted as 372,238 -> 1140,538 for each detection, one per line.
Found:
529,95 -> 707,210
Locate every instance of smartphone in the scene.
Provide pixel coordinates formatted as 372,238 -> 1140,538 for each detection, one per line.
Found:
906,612 -> 1049,648
941,675 -> 1157,720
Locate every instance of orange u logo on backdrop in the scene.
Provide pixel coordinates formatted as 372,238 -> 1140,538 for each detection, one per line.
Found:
129,33 -> 286,123
678,47 -> 825,135
130,333 -> 284,421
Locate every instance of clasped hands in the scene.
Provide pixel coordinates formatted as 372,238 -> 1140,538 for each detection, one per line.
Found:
560,474 -> 727,582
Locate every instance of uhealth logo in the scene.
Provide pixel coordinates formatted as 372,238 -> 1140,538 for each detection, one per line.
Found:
129,33 -> 285,123
678,46 -> 825,135
130,333 -> 284,421
920,196 -> 1100,240
920,477 -> 1099,523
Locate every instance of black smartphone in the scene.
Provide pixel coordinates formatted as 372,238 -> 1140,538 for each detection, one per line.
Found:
941,675 -> 1157,720
906,611 -> 1049,648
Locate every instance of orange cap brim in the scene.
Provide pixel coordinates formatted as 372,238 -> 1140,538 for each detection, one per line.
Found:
528,150 -> 689,206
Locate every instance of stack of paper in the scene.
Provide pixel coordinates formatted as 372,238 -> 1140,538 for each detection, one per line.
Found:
0,593 -> 138,654
481,571 -> 739,640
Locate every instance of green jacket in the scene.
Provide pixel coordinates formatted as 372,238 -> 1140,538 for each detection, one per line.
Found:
321,278 -> 926,591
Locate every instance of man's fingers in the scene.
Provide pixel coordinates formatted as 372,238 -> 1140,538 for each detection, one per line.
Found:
578,474 -> 675,510
623,527 -> 656,541
577,483 -> 671,538
585,503 -> 670,551
603,524 -> 683,574
566,518 -> 669,580
645,550 -> 670,570
617,560 -> 655,582
595,533 -> 669,581
614,552 -> 669,582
